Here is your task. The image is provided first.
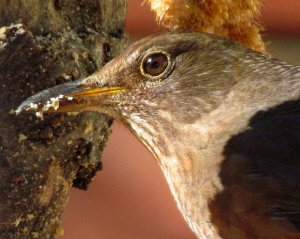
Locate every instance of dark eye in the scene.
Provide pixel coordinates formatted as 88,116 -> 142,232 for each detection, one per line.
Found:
141,52 -> 170,77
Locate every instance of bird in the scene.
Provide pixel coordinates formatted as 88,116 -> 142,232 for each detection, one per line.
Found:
17,31 -> 300,239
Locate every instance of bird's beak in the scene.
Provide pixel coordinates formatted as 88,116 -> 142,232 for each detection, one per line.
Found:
16,76 -> 126,115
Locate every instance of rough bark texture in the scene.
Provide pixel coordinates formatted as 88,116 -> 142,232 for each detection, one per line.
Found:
0,1 -> 127,238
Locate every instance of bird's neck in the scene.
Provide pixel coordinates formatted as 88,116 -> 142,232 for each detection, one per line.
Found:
126,110 -> 233,238
152,124 -> 227,238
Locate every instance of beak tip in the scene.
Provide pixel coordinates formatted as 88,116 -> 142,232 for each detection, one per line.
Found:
15,81 -> 78,116
15,99 -> 38,115
15,107 -> 22,115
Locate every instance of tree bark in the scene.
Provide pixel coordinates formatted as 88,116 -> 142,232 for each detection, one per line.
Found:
0,1 -> 127,238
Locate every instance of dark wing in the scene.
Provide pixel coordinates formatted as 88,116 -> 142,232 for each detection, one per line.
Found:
210,99 -> 300,238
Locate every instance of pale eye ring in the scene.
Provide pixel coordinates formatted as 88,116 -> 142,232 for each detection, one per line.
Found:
140,51 -> 171,79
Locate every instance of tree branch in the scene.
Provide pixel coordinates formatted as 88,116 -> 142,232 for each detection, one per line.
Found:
0,1 -> 127,238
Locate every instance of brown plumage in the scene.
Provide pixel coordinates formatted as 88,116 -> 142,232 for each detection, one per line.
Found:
17,31 -> 300,238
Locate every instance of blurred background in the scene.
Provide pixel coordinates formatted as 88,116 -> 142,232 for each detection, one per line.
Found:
61,0 -> 300,238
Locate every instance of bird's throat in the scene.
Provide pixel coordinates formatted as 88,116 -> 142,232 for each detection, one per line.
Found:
127,113 -> 226,238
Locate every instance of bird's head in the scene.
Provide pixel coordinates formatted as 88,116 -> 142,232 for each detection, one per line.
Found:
17,31 -> 254,157
17,31 -> 246,121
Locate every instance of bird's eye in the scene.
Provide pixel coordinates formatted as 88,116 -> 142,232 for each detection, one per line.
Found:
140,52 -> 170,78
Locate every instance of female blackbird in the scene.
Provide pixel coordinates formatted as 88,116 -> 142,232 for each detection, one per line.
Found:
17,31 -> 300,239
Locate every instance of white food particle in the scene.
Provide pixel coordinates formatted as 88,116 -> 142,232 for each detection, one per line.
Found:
29,103 -> 38,109
42,101 -> 51,111
67,96 -> 73,101
35,111 -> 44,119
50,97 -> 60,110
41,95 -> 63,112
